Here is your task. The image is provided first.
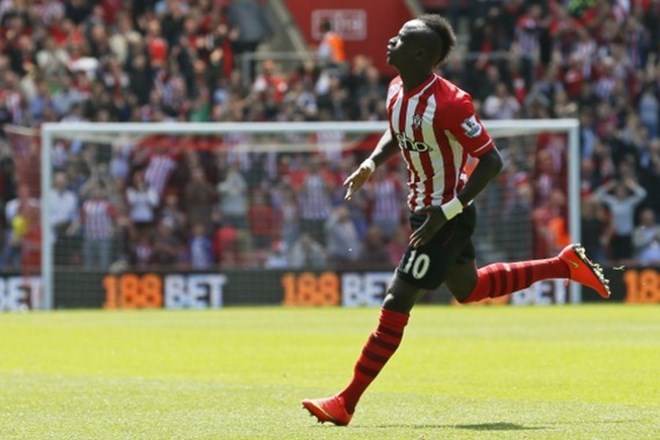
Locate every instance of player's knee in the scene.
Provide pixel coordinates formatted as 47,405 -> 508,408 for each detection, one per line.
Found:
382,282 -> 417,313
382,274 -> 424,313
451,285 -> 474,303
382,292 -> 414,313
446,271 -> 478,303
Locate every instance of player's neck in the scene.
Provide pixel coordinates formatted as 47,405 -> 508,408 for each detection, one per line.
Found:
400,71 -> 434,93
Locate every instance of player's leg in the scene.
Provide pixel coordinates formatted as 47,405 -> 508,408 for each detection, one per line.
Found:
302,209 -> 471,425
446,254 -> 569,302
444,260 -> 478,301
335,210 -> 475,411
301,274 -> 420,426
447,244 -> 610,303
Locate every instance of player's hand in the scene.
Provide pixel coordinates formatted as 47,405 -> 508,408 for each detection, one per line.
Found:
343,161 -> 374,200
409,206 -> 447,248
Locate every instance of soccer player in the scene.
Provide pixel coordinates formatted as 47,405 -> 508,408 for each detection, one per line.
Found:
302,14 -> 610,426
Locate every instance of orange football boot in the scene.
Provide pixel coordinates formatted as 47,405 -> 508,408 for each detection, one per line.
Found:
302,395 -> 353,426
558,243 -> 610,298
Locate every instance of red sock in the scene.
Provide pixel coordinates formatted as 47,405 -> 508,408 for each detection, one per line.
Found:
338,308 -> 409,413
460,257 -> 570,303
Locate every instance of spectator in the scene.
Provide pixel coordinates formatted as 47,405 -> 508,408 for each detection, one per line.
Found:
515,3 -> 544,83
125,170 -> 159,238
264,240 -> 290,269
183,167 -> 216,229
594,178 -> 648,262
639,138 -> 660,217
365,167 -> 405,240
20,203 -> 41,273
128,234 -> 153,270
78,185 -> 116,270
482,82 -> 521,120
3,184 -> 39,270
252,59 -> 288,104
325,205 -> 360,269
247,189 -> 275,257
297,157 -> 333,245
127,53 -> 152,106
160,193 -> 187,236
49,171 -> 79,265
580,195 -> 609,264
638,84 -> 659,138
217,162 -> 248,229
632,208 -> 660,265
504,182 -> 533,261
188,222 -> 213,270
317,19 -> 346,70
289,232 -> 326,269
212,215 -> 242,268
145,19 -> 168,69
228,0 -> 273,55
271,184 -> 299,249
36,36 -> 69,77
151,218 -> 183,268
532,189 -> 569,259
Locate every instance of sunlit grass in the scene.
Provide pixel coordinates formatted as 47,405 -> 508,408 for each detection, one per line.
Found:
0,305 -> 657,439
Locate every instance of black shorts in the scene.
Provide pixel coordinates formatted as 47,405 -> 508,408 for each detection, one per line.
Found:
396,204 -> 477,290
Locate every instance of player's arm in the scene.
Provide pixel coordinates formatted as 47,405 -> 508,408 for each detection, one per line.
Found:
409,148 -> 502,248
410,96 -> 501,248
343,130 -> 399,200
456,148 -> 503,207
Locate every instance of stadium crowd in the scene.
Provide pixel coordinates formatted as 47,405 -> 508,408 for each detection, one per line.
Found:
0,0 -> 659,273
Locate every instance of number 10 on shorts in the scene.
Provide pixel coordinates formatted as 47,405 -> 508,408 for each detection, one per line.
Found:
402,250 -> 430,279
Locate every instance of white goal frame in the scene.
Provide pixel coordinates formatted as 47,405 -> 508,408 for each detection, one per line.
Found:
40,119 -> 581,309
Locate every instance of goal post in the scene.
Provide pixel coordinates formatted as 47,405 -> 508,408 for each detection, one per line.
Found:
39,119 -> 581,309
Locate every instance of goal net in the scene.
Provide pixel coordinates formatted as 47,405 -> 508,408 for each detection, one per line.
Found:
11,120 -> 579,310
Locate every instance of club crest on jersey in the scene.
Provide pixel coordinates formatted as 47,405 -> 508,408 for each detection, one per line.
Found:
461,115 -> 482,138
412,114 -> 423,130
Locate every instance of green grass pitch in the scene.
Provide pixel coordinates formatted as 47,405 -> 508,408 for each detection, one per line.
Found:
0,305 -> 658,439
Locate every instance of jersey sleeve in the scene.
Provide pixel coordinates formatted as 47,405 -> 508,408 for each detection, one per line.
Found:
446,95 -> 494,157
386,77 -> 402,134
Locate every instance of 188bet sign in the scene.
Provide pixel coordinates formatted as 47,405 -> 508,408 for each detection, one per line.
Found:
3,266 -> 660,311
282,272 -> 392,307
0,276 -> 41,311
103,273 -> 227,309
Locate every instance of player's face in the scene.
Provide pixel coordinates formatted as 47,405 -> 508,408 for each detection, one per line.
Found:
386,20 -> 424,69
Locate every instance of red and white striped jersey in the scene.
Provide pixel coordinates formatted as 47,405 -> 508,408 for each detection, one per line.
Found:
81,199 -> 116,240
371,176 -> 404,222
387,74 -> 494,211
145,153 -> 177,195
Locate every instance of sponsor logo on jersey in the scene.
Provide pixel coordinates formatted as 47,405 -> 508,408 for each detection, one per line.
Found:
461,115 -> 482,138
395,133 -> 432,152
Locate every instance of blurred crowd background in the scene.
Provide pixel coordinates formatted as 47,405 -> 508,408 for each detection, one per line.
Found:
0,0 -> 658,273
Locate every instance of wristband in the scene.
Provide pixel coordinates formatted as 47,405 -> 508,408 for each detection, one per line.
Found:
361,158 -> 376,173
440,198 -> 463,220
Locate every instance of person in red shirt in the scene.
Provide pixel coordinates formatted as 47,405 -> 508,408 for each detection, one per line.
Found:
302,14 -> 611,426
247,189 -> 275,255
